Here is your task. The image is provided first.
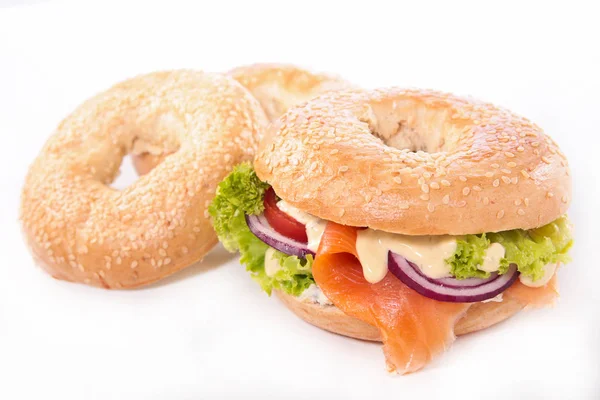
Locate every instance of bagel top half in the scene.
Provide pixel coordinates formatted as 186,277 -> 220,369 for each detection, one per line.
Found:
254,88 -> 571,235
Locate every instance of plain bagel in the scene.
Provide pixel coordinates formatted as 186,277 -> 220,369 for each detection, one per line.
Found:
132,63 -> 350,175
20,70 -> 267,288
254,88 -> 572,235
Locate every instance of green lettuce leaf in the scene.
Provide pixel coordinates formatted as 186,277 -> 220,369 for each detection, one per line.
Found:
489,216 -> 573,281
262,250 -> 315,297
208,162 -> 316,296
447,234 -> 491,279
447,217 -> 573,281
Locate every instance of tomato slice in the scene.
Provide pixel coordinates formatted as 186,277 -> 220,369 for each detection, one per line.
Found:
263,188 -> 308,243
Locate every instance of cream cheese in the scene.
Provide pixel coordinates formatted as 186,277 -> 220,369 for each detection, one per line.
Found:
482,293 -> 504,303
298,284 -> 333,306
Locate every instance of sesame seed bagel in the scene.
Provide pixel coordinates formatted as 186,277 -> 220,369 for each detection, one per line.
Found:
276,290 -> 524,341
132,63 -> 350,175
20,70 -> 268,288
254,88 -> 572,235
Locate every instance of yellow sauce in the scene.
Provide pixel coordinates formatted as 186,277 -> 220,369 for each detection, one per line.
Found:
480,243 -> 506,272
264,247 -> 281,277
519,262 -> 557,287
355,229 -> 458,283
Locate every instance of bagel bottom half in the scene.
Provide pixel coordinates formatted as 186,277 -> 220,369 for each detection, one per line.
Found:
276,289 -> 524,341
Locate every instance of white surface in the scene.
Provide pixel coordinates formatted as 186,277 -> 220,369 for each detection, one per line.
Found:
1,1 -> 599,399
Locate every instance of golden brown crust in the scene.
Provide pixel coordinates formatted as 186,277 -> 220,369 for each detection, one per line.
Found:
20,70 -> 268,288
276,290 -> 524,341
255,88 -> 572,235
132,63 -> 350,175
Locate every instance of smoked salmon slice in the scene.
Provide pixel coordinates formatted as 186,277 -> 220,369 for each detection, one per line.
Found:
312,222 -> 560,374
312,222 -> 470,374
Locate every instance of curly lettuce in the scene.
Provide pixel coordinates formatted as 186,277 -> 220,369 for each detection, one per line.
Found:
208,163 -> 315,296
447,234 -> 491,279
447,217 -> 573,281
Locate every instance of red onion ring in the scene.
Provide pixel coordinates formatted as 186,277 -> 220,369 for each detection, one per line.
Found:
246,214 -> 314,258
388,252 -> 519,303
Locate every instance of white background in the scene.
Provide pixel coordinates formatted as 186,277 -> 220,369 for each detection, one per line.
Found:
1,1 -> 598,399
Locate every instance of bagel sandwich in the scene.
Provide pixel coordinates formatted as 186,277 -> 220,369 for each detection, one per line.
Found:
209,88 -> 573,374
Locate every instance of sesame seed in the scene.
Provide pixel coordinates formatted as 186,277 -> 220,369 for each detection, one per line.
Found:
164,258 -> 171,265
517,146 -> 525,152
399,204 -> 410,210
497,210 -> 505,219
420,194 -> 430,201
338,166 -> 349,172
459,176 -> 467,182
485,171 -> 494,178
442,195 -> 450,204
430,182 -> 440,190
520,170 -> 530,178
472,185 -> 482,192
421,184 -> 430,193
562,195 -> 569,203
131,261 -> 138,269
493,179 -> 500,187
181,246 -> 189,254
441,179 -> 451,187
511,177 -> 518,184
515,199 -> 522,206
483,197 -> 490,205
505,152 -> 515,158
423,171 -> 432,178
491,163 -> 500,169
427,203 -> 435,212
457,200 -> 467,208
158,248 -> 167,257
501,168 -> 512,174
531,141 -> 540,147
462,187 -> 471,196
501,176 -> 511,184
541,156 -> 551,164
507,161 -> 517,168
393,176 -> 403,184
329,149 -> 339,155
547,192 -> 554,198
517,209 -> 525,216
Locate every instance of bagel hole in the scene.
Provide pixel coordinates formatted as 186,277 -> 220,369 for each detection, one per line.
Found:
361,104 -> 449,153
110,155 -> 140,190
